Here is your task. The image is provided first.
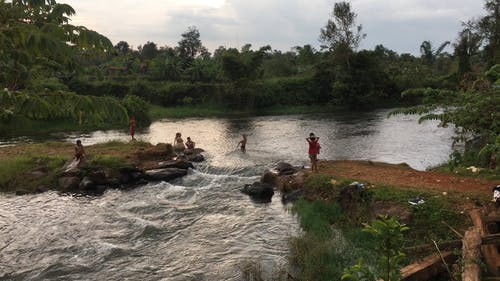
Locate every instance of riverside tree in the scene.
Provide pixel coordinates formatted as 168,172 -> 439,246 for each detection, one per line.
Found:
319,1 -> 366,68
0,0 -> 129,132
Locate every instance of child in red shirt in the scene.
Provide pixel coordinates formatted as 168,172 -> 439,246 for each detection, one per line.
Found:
306,133 -> 321,172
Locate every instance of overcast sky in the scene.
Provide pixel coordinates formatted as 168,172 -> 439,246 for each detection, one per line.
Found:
64,0 -> 486,55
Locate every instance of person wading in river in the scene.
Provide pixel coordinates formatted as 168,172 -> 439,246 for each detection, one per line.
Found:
238,134 -> 247,153
306,133 -> 321,172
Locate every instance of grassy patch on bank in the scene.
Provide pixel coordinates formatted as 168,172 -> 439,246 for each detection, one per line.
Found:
289,174 -> 476,281
430,164 -> 500,181
0,140 -> 148,193
0,154 -> 66,193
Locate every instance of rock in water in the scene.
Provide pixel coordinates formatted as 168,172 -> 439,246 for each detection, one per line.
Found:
157,160 -> 194,170
241,182 -> 274,203
145,168 -> 188,182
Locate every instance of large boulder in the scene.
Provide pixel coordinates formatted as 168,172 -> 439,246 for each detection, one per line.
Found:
157,160 -> 194,170
241,182 -> 274,203
118,167 -> 145,184
145,168 -> 188,182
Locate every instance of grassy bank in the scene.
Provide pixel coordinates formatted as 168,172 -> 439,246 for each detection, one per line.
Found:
148,104 -> 338,120
288,173 -> 485,281
0,141 -> 150,193
1,104 -> 337,138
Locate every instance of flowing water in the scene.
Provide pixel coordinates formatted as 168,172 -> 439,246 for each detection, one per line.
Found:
0,110 -> 455,280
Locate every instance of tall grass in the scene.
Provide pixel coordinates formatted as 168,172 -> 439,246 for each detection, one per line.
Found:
288,174 -> 475,280
290,199 -> 377,280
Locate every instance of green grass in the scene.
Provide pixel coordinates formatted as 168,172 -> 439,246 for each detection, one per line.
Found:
290,199 -> 377,280
84,155 -> 130,170
0,154 -> 66,193
92,139 -> 151,151
288,175 -> 479,281
430,164 -> 500,181
0,140 -> 143,193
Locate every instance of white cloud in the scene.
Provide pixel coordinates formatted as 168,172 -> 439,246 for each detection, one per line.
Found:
63,0 -> 486,55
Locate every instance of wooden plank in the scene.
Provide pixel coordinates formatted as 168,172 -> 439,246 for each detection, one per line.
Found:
482,233 -> 500,245
470,209 -> 500,276
401,251 -> 454,281
462,227 -> 482,281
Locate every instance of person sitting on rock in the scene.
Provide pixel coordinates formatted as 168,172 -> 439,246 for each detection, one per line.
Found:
173,132 -> 185,158
185,137 -> 196,154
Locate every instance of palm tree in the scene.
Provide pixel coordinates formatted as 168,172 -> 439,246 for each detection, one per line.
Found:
419,40 -> 451,65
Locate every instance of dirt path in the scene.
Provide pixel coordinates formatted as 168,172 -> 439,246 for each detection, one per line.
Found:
318,160 -> 497,195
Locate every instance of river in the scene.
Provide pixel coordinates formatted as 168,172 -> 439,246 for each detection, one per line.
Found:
0,109 -> 455,280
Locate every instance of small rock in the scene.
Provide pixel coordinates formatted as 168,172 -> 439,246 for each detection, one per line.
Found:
58,176 -> 80,192
186,154 -> 204,162
282,189 -> 304,203
261,171 -> 279,186
29,170 -> 47,180
79,177 -> 95,191
145,168 -> 188,182
157,160 -> 194,170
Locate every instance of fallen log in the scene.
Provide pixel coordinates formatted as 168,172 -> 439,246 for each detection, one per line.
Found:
401,251 -> 455,281
462,227 -> 482,281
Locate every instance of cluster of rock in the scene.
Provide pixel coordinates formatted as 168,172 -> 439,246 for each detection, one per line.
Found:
241,162 -> 306,203
57,146 -> 205,196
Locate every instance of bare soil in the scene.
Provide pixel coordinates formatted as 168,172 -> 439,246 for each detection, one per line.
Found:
317,160 -> 497,195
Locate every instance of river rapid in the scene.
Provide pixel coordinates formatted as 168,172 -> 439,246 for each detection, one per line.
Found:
0,110 -> 455,280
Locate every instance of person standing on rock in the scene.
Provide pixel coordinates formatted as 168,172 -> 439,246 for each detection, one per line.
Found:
306,133 -> 320,172
74,139 -> 86,167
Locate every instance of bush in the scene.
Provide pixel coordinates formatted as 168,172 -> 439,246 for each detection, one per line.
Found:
122,94 -> 150,122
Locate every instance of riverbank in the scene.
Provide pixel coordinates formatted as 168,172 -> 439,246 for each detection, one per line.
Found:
276,160 -> 499,280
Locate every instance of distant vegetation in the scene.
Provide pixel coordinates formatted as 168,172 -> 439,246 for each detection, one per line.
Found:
0,0 -> 498,168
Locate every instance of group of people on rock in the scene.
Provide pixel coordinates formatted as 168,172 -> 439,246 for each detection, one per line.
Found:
173,132 -> 196,157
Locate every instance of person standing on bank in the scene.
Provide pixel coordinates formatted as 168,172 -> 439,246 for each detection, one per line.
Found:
129,116 -> 136,140
306,133 -> 321,172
